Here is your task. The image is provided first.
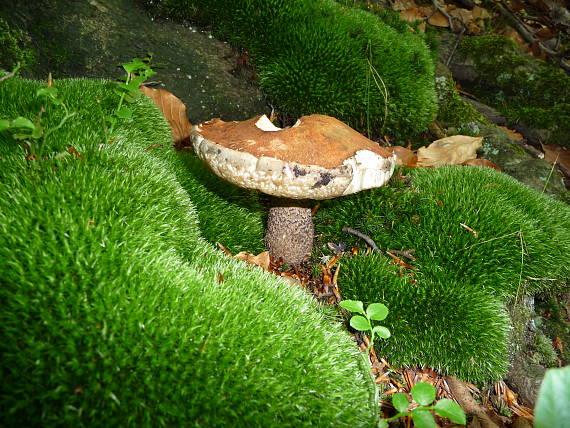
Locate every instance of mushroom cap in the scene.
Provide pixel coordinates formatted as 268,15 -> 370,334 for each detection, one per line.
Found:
190,114 -> 396,200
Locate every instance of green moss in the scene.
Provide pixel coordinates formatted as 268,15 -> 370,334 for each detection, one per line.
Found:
315,166 -> 570,382
0,78 -> 378,426
435,73 -> 489,128
0,17 -> 35,71
142,0 -> 437,140
530,333 -> 558,368
459,34 -> 570,147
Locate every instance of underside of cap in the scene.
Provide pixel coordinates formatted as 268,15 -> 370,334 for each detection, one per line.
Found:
190,115 -> 397,200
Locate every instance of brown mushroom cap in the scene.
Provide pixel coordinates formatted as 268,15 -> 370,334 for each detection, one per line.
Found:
191,114 -> 396,200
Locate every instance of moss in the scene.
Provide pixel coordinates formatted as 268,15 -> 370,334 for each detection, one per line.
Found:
458,34 -> 570,147
435,73 -> 489,129
530,333 -> 559,368
0,17 -> 35,71
315,166 -> 570,383
140,0 -> 437,140
0,78 -> 378,426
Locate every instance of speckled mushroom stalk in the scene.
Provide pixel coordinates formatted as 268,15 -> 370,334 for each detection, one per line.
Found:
265,198 -> 314,265
190,114 -> 396,265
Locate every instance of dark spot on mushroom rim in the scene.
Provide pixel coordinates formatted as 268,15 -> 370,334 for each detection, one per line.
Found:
312,172 -> 333,188
293,165 -> 307,177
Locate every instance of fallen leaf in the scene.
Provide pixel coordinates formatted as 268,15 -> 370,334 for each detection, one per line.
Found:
417,135 -> 483,167
140,85 -> 192,144
234,251 -> 271,271
461,158 -> 501,170
400,7 -> 432,22
542,144 -> 570,171
386,145 -> 417,166
392,0 -> 419,11
428,11 -> 449,27
472,6 -> 491,20
448,7 -> 473,23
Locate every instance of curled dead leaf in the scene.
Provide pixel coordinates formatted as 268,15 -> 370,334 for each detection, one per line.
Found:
461,158 -> 501,170
140,85 -> 192,144
417,135 -> 483,167
234,251 -> 271,271
428,11 -> 449,27
386,146 -> 417,167
399,7 -> 432,22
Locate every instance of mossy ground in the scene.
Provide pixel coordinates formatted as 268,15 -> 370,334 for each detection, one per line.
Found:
0,78 -> 378,426
315,166 -> 570,383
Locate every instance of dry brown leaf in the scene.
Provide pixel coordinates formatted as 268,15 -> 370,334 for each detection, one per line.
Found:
234,251 -> 271,271
542,144 -> 570,170
417,135 -> 483,167
428,11 -> 449,27
448,7 -> 473,23
399,7 -> 432,22
140,85 -> 192,144
392,0 -> 419,11
461,158 -> 502,170
386,146 -> 418,167
472,6 -> 491,20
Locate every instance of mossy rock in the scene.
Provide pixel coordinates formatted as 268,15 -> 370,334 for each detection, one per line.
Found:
450,34 -> 570,148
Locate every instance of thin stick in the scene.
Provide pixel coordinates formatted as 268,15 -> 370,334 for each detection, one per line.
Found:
342,227 -> 382,253
462,231 -> 520,251
542,153 -> 559,194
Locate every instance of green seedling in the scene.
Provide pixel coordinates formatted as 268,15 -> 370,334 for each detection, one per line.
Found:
380,382 -> 466,428
339,299 -> 390,353
0,79 -> 75,159
108,53 -> 156,136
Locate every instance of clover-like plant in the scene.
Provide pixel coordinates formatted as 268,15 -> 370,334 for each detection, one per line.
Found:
339,299 -> 390,353
380,382 -> 466,428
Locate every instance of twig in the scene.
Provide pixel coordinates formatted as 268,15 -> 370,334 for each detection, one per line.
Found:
342,227 -> 382,253
387,248 -> 416,261
496,1 -> 570,73
446,26 -> 466,67
0,70 -> 17,82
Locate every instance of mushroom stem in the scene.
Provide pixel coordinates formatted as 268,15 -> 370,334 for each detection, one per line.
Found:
265,198 -> 314,265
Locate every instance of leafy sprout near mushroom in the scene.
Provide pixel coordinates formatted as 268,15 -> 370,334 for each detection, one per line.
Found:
190,114 -> 396,265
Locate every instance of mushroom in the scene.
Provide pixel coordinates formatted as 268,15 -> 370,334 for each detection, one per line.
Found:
190,114 -> 396,265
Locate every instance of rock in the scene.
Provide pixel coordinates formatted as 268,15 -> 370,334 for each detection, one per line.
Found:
478,124 -> 568,200
0,0 -> 269,124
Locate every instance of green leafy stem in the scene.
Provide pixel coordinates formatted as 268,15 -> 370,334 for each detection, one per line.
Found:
339,299 -> 391,353
380,382 -> 466,428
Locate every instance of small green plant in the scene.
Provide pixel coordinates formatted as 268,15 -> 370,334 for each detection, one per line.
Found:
107,54 -> 156,136
0,78 -> 75,159
339,299 -> 390,352
380,382 -> 466,428
534,366 -> 570,428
